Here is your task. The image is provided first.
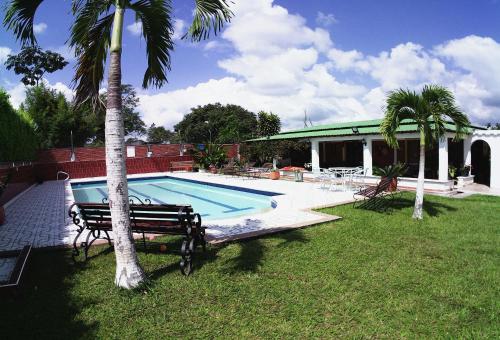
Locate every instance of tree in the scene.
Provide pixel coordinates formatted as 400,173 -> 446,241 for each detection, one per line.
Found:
4,46 -> 68,86
0,88 -> 38,161
88,85 -> 147,145
174,103 -> 257,143
21,84 -> 92,148
486,122 -> 500,130
257,111 -> 281,137
381,85 -> 470,220
147,123 -> 174,144
4,0 -> 232,289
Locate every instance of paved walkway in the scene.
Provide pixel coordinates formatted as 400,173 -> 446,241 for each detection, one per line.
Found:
0,181 -> 79,251
0,173 -> 354,251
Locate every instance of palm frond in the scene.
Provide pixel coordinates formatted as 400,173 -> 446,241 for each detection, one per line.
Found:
129,0 -> 174,88
185,0 -> 232,42
71,11 -> 115,107
381,89 -> 422,148
3,0 -> 44,46
422,84 -> 470,141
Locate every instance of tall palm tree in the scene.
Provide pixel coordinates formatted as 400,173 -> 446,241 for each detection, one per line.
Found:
4,0 -> 232,288
381,85 -> 470,220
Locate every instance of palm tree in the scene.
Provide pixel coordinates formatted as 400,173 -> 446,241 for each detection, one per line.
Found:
381,85 -> 469,220
4,0 -> 232,288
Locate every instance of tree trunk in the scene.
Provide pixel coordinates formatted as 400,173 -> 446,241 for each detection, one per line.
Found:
413,130 -> 426,220
106,4 -> 146,289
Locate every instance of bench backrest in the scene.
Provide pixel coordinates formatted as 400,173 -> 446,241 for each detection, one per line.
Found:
75,202 -> 199,231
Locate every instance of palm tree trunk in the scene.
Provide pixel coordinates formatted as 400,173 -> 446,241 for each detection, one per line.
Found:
106,3 -> 146,288
413,130 -> 426,220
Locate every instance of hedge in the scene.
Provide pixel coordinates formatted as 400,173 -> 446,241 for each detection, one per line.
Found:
0,89 -> 38,162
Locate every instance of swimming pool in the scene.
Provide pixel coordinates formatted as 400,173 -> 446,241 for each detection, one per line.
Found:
71,176 -> 280,220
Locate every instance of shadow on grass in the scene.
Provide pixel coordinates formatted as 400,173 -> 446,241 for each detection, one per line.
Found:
145,236 -> 223,280
0,248 -> 98,338
225,229 -> 309,274
356,195 -> 457,217
391,197 -> 457,217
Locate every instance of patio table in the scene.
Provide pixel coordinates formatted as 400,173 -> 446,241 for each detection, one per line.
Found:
327,167 -> 361,191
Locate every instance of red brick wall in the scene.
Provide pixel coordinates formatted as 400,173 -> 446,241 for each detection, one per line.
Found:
0,165 -> 36,206
37,144 -> 239,163
1,143 -> 240,205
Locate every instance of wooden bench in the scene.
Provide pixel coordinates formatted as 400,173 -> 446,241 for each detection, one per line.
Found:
170,160 -> 194,172
353,177 -> 399,210
68,198 -> 206,275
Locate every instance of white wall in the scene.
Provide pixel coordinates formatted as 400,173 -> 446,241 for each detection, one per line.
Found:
468,130 -> 500,189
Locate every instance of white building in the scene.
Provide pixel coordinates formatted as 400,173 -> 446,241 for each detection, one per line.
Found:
251,119 -> 500,192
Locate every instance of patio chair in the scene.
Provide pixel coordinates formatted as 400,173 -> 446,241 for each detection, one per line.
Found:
312,168 -> 330,189
352,177 -> 398,210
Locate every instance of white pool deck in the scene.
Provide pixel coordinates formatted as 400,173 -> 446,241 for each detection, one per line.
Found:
0,172 -> 356,252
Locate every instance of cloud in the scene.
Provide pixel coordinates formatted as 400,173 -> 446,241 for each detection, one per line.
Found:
33,22 -> 47,34
5,80 -> 74,108
134,0 -> 500,129
128,19 -> 185,40
0,46 -> 12,63
316,12 -> 338,27
222,0 -> 332,56
126,22 -> 142,36
172,19 -> 186,40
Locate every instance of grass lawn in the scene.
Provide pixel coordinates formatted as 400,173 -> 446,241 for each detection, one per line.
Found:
1,192 -> 499,339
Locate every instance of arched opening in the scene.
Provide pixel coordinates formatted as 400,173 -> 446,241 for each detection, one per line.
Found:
471,140 -> 491,186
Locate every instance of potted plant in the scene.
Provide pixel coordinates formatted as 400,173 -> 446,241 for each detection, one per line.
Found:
269,167 -> 280,180
373,163 -> 408,191
448,165 -> 458,184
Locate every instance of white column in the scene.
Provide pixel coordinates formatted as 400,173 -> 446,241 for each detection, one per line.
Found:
438,137 -> 449,181
490,139 -> 500,189
363,137 -> 373,175
463,136 -> 472,166
311,139 -> 320,171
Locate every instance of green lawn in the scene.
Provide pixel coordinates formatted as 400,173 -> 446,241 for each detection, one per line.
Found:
1,193 -> 499,339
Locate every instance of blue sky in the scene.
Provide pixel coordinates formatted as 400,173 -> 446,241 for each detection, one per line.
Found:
1,0 -> 499,130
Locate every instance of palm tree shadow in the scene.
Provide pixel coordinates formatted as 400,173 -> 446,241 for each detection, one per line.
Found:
225,229 -> 309,274
145,237 -> 224,280
390,197 -> 457,217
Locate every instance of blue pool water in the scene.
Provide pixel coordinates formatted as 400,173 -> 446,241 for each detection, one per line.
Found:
71,176 -> 280,220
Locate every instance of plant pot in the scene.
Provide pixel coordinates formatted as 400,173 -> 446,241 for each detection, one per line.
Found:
383,177 -> 398,191
269,171 -> 280,180
210,166 -> 218,174
0,206 -> 5,225
294,171 -> 303,182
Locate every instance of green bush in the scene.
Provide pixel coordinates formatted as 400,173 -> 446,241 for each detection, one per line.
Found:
0,88 -> 38,161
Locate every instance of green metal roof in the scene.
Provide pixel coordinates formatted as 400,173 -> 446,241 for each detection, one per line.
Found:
248,118 -> 485,142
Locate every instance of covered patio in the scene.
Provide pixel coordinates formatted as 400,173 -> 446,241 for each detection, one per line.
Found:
251,119 -> 500,191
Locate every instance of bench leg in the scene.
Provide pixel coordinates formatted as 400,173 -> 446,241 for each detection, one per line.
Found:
71,227 -> 85,262
180,236 -> 195,276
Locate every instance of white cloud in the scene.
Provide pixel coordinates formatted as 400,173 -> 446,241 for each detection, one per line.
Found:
172,19 -> 186,40
222,0 -> 332,56
316,12 -> 337,27
126,22 -> 142,36
33,22 -> 47,34
0,46 -> 12,63
128,19 -> 185,40
435,35 -> 500,91
5,80 -> 74,109
5,82 -> 26,108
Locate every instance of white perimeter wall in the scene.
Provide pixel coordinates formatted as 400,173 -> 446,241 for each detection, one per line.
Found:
465,130 -> 500,190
